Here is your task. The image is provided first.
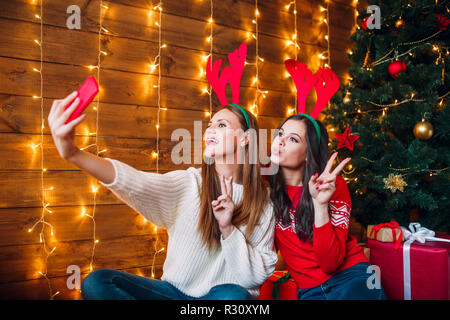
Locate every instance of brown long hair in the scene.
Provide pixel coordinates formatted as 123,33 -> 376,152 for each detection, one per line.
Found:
198,105 -> 269,250
268,114 -> 329,242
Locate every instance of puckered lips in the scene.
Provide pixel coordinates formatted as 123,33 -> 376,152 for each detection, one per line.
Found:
271,146 -> 282,155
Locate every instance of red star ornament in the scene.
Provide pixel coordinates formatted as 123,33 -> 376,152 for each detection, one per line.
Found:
335,126 -> 360,151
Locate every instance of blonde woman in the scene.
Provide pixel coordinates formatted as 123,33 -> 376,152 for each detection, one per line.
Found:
47,91 -> 277,300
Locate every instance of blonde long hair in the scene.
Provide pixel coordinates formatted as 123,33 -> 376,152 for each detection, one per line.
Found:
198,105 -> 269,250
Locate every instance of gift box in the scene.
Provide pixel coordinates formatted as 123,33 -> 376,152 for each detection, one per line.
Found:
364,246 -> 370,261
368,223 -> 450,300
367,221 -> 403,248
357,242 -> 370,260
258,270 -> 298,300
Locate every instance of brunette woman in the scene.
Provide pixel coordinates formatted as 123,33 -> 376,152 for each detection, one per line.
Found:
268,113 -> 386,300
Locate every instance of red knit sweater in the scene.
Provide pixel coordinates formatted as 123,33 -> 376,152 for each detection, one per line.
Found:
275,176 -> 368,289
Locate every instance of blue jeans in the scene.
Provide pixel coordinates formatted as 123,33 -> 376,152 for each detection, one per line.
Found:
81,268 -> 253,300
297,262 -> 387,300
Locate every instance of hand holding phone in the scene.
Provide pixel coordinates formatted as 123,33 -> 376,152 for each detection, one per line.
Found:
64,76 -> 99,124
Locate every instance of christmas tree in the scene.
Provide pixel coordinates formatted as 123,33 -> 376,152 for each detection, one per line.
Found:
323,0 -> 450,233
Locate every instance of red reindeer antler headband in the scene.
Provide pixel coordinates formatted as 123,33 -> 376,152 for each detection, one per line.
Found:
284,59 -> 340,145
206,42 -> 250,128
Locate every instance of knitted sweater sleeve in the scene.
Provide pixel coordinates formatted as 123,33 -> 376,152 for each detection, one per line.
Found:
220,199 -> 278,289
99,158 -> 197,229
312,176 -> 352,274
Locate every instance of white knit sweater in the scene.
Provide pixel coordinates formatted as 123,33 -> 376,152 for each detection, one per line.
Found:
99,158 -> 277,299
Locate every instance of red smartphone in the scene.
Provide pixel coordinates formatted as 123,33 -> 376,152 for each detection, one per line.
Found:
64,76 -> 99,124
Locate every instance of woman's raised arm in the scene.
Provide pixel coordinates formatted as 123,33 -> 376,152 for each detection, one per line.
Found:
68,148 -> 115,185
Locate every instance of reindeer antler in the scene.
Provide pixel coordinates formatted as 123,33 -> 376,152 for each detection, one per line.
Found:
310,67 -> 340,120
284,59 -> 317,114
205,42 -> 247,106
227,42 -> 247,105
284,59 -> 340,119
206,56 -> 231,106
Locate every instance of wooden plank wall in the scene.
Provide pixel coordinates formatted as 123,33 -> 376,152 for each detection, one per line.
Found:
0,0 -> 360,299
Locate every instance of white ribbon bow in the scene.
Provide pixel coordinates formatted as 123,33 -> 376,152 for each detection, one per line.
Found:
399,222 -> 450,300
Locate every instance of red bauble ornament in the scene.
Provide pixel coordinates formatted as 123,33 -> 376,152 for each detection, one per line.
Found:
436,14 -> 449,30
388,60 -> 407,78
362,16 -> 373,30
362,17 -> 368,30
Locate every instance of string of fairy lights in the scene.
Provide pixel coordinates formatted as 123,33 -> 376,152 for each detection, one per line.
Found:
149,1 -> 166,279
79,0 -> 104,278
317,2 -> 330,69
200,0 -> 214,119
207,0 -> 214,119
74,0 -> 107,283
285,0 -> 299,115
253,1 -> 272,117
250,0 -> 261,117
29,0 -> 61,300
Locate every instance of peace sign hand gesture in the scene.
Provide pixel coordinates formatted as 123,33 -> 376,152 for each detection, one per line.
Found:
212,175 -> 235,231
308,152 -> 351,206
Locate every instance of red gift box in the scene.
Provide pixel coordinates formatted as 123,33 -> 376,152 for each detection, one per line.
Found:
258,270 -> 298,300
368,234 -> 450,300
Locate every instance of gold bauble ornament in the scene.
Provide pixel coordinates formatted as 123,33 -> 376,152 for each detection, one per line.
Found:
395,18 -> 405,28
413,120 -> 434,140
